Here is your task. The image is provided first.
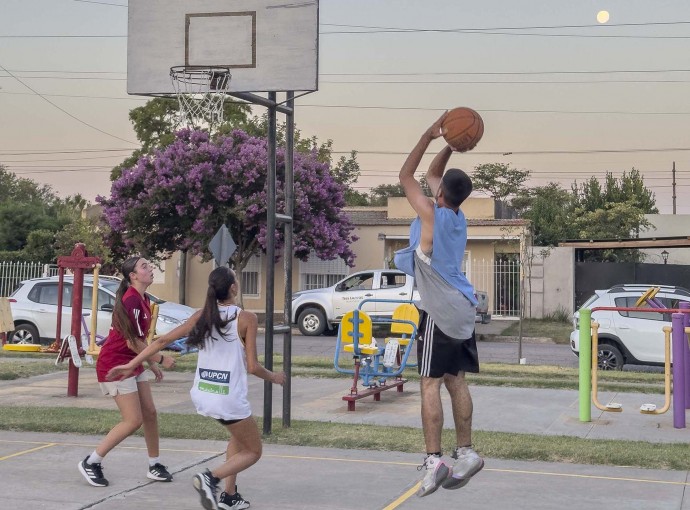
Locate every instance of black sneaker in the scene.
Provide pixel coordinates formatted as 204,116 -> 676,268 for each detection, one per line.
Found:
193,469 -> 219,510
147,462 -> 173,482
78,456 -> 109,487
219,491 -> 250,510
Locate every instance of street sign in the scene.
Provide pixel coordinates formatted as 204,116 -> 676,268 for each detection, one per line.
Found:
209,224 -> 237,267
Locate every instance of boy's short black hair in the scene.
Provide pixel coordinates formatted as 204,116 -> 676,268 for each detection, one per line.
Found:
441,168 -> 473,208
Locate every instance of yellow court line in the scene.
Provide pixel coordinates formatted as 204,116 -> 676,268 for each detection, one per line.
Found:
485,467 -> 690,487
1,438 -> 688,489
0,443 -> 56,461
381,481 -> 420,510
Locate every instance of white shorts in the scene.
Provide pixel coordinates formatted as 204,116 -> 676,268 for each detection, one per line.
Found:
99,370 -> 151,397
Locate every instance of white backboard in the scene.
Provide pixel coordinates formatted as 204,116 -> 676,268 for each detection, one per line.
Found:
128,0 -> 319,95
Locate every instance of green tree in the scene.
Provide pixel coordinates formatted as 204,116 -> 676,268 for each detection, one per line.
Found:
573,202 -> 652,262
54,216 -> 112,268
113,98 -> 253,178
368,177 -> 432,206
23,229 -> 56,262
472,163 -> 530,201
511,183 -> 577,246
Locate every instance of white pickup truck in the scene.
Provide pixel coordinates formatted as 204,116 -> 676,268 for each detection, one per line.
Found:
291,269 -> 490,336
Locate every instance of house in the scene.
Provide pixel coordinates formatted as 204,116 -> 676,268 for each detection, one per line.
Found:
148,196 -> 529,320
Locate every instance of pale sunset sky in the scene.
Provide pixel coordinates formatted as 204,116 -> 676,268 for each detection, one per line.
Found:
1,0 -> 689,212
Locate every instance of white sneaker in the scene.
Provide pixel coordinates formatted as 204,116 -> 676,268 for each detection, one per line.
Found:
416,455 -> 450,497
442,446 -> 484,490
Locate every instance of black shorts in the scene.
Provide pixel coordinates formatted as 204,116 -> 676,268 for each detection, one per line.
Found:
416,310 -> 479,377
216,418 -> 243,426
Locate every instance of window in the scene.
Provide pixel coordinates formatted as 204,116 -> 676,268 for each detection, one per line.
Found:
300,251 -> 348,290
29,283 -> 72,307
240,255 -> 261,297
615,296 -> 668,321
82,285 -> 116,310
380,273 -> 405,289
337,273 -> 374,292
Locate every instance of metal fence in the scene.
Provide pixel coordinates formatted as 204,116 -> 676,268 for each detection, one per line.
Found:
0,262 -> 59,297
467,256 -> 522,317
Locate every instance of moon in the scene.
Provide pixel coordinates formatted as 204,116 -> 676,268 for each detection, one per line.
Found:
597,10 -> 610,23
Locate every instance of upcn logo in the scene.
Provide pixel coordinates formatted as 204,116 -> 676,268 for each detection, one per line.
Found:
199,368 -> 230,383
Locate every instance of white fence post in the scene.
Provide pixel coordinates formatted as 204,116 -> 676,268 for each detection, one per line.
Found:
0,261 -> 58,297
468,256 -> 522,318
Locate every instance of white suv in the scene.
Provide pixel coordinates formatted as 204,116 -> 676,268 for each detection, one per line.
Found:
7,275 -> 196,345
570,284 -> 690,370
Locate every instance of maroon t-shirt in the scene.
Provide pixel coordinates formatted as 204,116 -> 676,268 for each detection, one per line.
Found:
96,286 -> 152,382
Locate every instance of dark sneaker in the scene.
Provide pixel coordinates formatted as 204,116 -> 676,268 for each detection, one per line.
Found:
218,490 -> 250,510
193,469 -> 219,510
442,446 -> 484,490
147,463 -> 173,482
416,455 -> 449,497
78,456 -> 109,487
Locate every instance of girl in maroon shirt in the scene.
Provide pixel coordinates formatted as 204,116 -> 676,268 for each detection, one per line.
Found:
78,256 -> 176,488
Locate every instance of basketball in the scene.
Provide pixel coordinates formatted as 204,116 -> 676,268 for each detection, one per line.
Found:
442,107 -> 484,152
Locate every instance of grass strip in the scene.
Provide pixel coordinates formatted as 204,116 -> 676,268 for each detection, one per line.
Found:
0,405 -> 687,471
0,354 -> 666,394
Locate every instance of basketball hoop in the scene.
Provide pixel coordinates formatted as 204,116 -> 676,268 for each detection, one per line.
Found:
169,66 -> 232,130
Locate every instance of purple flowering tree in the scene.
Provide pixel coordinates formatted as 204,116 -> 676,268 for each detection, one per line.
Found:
97,129 -> 357,303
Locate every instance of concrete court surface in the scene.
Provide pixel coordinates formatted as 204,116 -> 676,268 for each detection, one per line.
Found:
2,359 -> 690,509
2,430 -> 690,510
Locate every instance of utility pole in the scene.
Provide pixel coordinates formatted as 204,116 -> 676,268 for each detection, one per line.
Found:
672,161 -> 677,214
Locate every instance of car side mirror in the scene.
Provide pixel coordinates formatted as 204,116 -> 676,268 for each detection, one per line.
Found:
336,283 -> 345,291
100,303 -> 114,312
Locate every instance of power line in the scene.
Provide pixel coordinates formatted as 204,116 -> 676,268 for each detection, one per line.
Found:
6,67 -> 690,77
3,90 -> 690,116
322,21 -> 690,31
0,148 -> 132,155
6,19 -> 690,40
6,74 -> 690,85
321,79 -> 690,84
331,148 -> 690,156
71,0 -> 127,6
0,63 -> 138,146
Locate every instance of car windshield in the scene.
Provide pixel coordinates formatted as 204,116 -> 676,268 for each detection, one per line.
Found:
90,278 -> 166,304
581,293 -> 602,309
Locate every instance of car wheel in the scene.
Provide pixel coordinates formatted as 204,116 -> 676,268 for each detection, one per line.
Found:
323,325 -> 339,337
9,324 -> 40,345
298,308 -> 326,336
598,343 -> 624,371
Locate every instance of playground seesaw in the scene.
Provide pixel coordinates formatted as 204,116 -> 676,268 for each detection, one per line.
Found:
334,299 -> 419,411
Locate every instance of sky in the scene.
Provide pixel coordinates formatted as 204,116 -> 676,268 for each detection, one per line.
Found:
1,0 -> 690,214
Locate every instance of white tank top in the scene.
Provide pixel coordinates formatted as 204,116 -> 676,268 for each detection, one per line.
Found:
190,305 -> 251,420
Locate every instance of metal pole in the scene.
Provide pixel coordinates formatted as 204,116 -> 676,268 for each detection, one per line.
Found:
578,308 -> 592,422
680,301 -> 690,409
263,92 -> 277,435
672,161 -> 676,215
283,91 -> 294,428
67,266 -> 84,397
672,313 -> 685,428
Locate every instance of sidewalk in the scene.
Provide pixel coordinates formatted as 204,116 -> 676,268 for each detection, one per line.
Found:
0,369 -> 686,443
2,369 -> 690,509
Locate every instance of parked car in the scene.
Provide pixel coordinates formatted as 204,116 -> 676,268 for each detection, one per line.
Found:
291,269 -> 490,336
570,284 -> 690,370
7,275 -> 196,345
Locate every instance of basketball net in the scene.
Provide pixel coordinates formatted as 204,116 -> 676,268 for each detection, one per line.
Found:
169,66 -> 232,132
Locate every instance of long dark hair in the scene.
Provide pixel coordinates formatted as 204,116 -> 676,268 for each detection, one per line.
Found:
187,267 -> 237,349
112,256 -> 144,344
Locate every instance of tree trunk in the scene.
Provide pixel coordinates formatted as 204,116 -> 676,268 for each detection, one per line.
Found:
178,250 -> 187,305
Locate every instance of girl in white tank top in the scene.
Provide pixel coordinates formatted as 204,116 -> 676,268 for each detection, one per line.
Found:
106,266 -> 286,510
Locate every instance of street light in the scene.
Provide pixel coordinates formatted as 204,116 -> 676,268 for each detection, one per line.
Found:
661,250 -> 669,264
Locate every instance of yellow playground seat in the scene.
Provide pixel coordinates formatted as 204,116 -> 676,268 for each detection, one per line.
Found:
334,306 -> 418,411
384,303 -> 419,368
